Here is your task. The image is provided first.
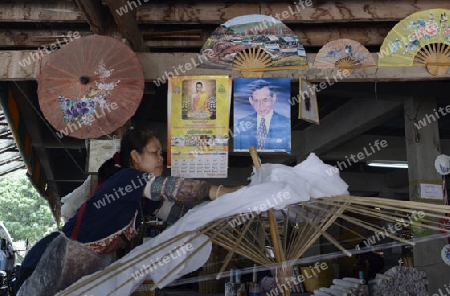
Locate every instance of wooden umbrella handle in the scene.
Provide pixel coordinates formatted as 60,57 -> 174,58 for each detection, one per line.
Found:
249,146 -> 261,169
249,146 -> 289,296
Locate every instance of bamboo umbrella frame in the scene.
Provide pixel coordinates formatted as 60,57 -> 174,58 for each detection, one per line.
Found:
59,147 -> 450,296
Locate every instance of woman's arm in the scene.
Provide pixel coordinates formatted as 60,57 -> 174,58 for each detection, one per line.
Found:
144,176 -> 244,202
145,176 -> 209,202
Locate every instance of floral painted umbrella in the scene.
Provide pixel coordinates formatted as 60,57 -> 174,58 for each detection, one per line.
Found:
37,34 -> 145,138
378,9 -> 450,76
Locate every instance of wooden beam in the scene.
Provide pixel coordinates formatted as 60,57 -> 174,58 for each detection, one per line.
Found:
74,0 -> 113,35
319,81 -> 450,102
0,26 -> 389,48
3,51 -> 450,82
137,3 -> 260,24
3,1 -> 448,24
136,1 -> 450,24
138,53 -> 450,82
103,0 -> 148,52
261,1 -> 450,22
0,30 -> 92,48
294,26 -> 390,47
33,141 -> 86,150
322,135 -> 450,162
0,1 -> 82,22
294,98 -> 403,159
144,26 -> 390,48
8,82 -> 60,201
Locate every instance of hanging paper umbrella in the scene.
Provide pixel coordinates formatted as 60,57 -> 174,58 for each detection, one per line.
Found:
314,38 -> 376,70
58,148 -> 450,296
378,8 -> 450,76
37,34 -> 145,139
198,14 -> 307,77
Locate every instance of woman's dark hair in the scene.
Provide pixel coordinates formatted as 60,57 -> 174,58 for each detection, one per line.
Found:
97,127 -> 158,183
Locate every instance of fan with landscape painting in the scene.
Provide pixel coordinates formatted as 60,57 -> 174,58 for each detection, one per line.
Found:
198,14 -> 308,77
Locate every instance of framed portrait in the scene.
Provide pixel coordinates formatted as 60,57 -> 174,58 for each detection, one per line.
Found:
233,78 -> 291,153
299,77 -> 319,125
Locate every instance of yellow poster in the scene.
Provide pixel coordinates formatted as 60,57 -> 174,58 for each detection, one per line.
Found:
167,75 -> 231,178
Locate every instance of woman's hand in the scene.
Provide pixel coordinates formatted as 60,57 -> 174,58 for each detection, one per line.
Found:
209,185 -> 245,200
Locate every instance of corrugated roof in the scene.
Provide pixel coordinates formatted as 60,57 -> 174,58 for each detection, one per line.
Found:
0,105 -> 25,176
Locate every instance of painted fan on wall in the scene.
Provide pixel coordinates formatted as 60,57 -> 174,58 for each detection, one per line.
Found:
314,38 -> 376,70
197,14 -> 308,77
378,8 -> 450,76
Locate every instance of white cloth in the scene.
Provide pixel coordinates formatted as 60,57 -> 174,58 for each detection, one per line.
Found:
60,175 -> 91,222
58,153 -> 348,295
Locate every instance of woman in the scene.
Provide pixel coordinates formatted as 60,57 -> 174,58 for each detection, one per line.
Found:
17,127 -> 243,294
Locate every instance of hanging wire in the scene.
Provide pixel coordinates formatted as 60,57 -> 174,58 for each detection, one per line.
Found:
12,81 -> 86,175
373,66 -> 379,100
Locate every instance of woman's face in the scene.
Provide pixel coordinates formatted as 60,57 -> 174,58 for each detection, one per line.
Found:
131,138 -> 164,176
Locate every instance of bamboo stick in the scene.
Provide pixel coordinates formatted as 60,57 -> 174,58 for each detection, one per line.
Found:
249,146 -> 290,296
215,215 -> 256,279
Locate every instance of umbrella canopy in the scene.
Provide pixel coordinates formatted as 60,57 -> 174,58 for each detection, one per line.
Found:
37,34 -> 145,139
378,9 -> 450,76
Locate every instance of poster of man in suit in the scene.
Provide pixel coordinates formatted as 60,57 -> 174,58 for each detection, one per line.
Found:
233,78 -> 291,153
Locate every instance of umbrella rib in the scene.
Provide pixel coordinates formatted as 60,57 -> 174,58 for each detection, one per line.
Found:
287,205 -> 320,259
330,195 -> 450,212
286,201 -> 345,258
62,228 -> 199,295
288,202 -> 351,258
343,203 -> 438,229
207,216 -> 269,263
286,208 -> 299,258
209,228 -> 268,265
287,205 -> 321,259
345,204 -> 405,222
282,210 -> 289,257
62,217 -> 228,295
339,213 -> 414,246
148,238 -> 215,293
333,220 -> 365,240
214,215 -> 256,279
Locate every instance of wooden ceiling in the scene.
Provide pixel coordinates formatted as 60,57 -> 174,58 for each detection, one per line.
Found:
1,0 -> 450,218
0,1 -> 449,52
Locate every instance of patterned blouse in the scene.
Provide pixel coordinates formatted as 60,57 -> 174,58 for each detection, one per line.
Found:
62,168 -> 210,254
148,175 -> 210,203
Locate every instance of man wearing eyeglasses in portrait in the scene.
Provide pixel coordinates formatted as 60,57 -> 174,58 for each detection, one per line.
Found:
233,79 -> 291,153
